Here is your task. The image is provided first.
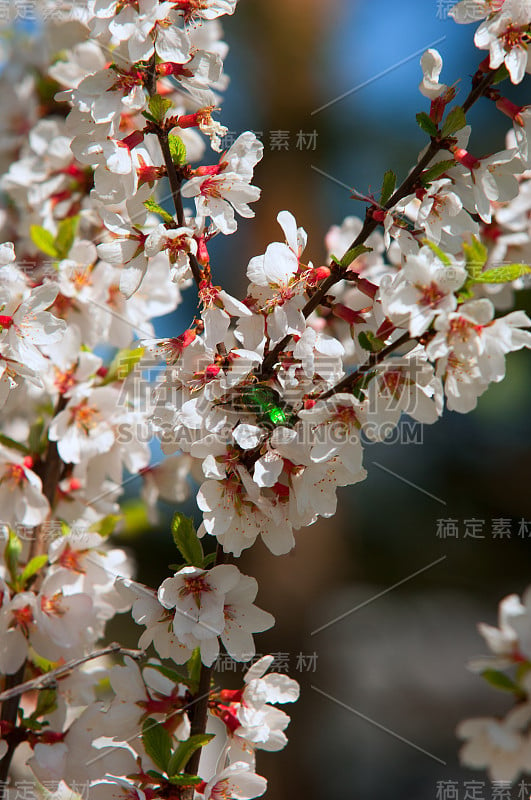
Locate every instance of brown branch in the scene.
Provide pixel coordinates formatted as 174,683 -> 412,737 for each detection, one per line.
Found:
259,69 -> 497,377
319,331 -> 413,401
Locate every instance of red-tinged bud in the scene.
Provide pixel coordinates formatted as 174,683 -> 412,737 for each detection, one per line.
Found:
356,277 -> 378,300
205,364 -> 221,379
218,689 -> 244,703
371,208 -> 387,223
121,129 -> 144,150
193,164 -> 224,177
452,147 -> 480,170
430,96 -> 445,125
496,96 -> 524,126
217,705 -> 241,733
69,478 -> 82,492
376,319 -> 395,339
304,398 -> 316,410
157,62 -> 193,79
22,456 -> 34,470
96,366 -> 109,378
0,315 -> 13,328
332,304 -> 365,326
39,731 -> 66,745
305,265 -> 332,288
197,236 -> 210,266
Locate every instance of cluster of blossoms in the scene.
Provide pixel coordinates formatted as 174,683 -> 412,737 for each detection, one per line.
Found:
0,0 -> 530,797
458,587 -> 531,782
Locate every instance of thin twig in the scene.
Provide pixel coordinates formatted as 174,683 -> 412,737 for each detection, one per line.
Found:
0,645 -> 144,704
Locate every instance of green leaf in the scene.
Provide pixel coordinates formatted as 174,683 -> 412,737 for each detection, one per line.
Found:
331,245 -> 372,270
167,734 -> 215,778
5,531 -> 22,581
416,112 -> 438,138
146,770 -> 165,783
147,663 -> 196,691
28,419 -> 46,456
171,513 -> 204,568
54,216 -> 79,260
20,555 -> 49,588
420,159 -> 456,187
89,514 -> 121,538
29,688 -> 57,720
30,225 -> 58,258
482,669 -> 522,694
149,95 -> 173,122
380,170 -> 396,206
142,718 -> 172,772
101,346 -> 145,384
472,263 -> 531,284
0,433 -> 30,455
441,106 -> 466,138
168,135 -> 187,166
463,236 -> 489,280
144,198 -> 175,224
492,64 -> 510,85
358,331 -> 385,353
187,648 -> 202,691
168,775 -> 202,787
422,239 -> 452,267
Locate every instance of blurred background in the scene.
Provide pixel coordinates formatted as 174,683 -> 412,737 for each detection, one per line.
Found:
111,2 -> 531,798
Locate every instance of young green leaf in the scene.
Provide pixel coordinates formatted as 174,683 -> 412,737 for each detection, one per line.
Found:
331,244 -> 372,270
380,170 -> 396,206
144,197 -> 175,224
168,775 -> 203,787
420,159 -> 456,187
358,331 -> 385,353
167,734 -> 215,778
147,663 -> 196,691
416,112 -> 439,139
187,648 -> 202,692
101,346 -> 145,385
54,216 -> 79,260
472,264 -> 531,284
168,135 -> 187,166
142,718 -> 172,772
462,236 -> 489,280
482,669 -> 524,695
20,555 -> 49,588
5,531 -> 22,582
149,95 -> 173,122
30,225 -> 58,258
422,239 -> 452,267
29,688 -> 58,720
441,106 -> 466,138
0,433 -> 30,455
171,513 -> 204,567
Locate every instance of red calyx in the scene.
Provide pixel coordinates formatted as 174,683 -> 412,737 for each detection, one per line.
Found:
332,304 -> 365,326
0,315 -> 14,329
496,96 -> 524,126
453,147 -> 480,170
121,129 -> 145,150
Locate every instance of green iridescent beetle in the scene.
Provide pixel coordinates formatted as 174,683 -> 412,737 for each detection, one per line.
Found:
218,384 -> 297,429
